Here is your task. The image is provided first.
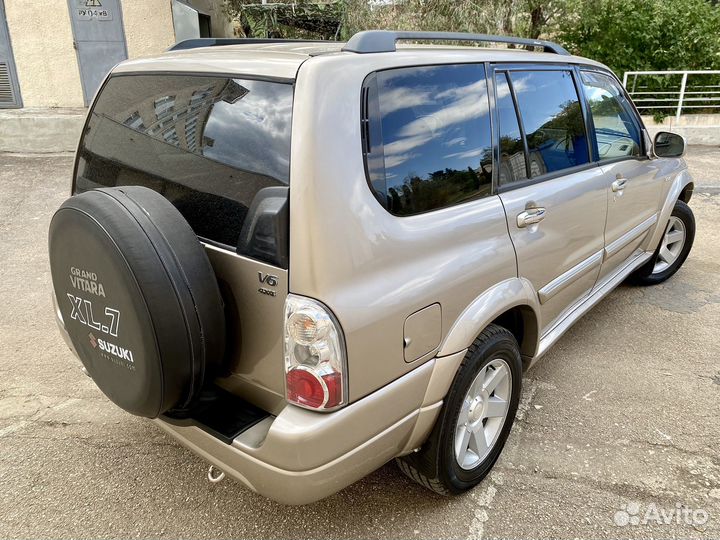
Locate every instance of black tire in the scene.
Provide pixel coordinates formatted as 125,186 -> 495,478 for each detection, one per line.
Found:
49,186 -> 225,418
629,200 -> 695,286
396,324 -> 522,495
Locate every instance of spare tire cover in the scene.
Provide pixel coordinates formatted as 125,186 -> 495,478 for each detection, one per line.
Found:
49,187 -> 225,418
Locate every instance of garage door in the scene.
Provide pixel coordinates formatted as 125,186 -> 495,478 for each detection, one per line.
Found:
67,0 -> 128,106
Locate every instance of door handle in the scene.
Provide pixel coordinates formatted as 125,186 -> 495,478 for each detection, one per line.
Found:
612,176 -> 627,192
517,207 -> 546,228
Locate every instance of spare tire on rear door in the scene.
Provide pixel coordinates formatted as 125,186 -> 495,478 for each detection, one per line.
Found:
48,186 -> 225,418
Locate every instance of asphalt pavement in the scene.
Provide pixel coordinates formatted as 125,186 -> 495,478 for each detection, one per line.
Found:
0,149 -> 719,539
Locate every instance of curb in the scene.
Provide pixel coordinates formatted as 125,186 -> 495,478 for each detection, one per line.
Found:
0,108 -> 86,153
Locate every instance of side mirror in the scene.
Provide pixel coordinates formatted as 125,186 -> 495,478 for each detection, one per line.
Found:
653,131 -> 686,158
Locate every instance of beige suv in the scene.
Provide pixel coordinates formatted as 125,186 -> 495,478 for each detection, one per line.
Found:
48,31 -> 695,505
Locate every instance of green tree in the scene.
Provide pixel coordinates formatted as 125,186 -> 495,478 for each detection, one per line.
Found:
341,0 -> 571,40
557,0 -> 720,73
224,0 -> 720,78
224,0 -> 343,39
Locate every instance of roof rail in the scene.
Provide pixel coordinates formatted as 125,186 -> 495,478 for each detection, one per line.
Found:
341,30 -> 570,55
167,38 -> 322,52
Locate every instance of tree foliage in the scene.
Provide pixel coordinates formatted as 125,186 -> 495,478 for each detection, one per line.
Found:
222,0 -> 720,74
556,0 -> 720,73
341,0 -> 569,40
224,1 -> 343,39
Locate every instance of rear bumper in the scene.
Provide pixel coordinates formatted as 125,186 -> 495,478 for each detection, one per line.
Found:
55,298 -> 465,504
154,358 -> 451,505
155,407 -> 425,505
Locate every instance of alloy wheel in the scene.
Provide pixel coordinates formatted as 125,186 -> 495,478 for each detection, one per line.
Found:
653,216 -> 686,274
454,358 -> 512,470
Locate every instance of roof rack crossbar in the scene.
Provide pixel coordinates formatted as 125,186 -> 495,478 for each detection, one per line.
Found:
167,38 -> 321,52
341,30 -> 570,55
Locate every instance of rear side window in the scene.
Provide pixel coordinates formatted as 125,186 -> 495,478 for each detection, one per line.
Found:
580,70 -> 642,161
75,74 -> 293,267
510,70 -> 589,177
363,64 -> 492,216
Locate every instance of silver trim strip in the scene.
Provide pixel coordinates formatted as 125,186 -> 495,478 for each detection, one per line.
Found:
538,250 -> 603,304
530,249 -> 653,365
604,214 -> 658,260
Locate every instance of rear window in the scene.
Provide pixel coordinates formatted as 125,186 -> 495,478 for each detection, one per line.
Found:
74,74 -> 293,268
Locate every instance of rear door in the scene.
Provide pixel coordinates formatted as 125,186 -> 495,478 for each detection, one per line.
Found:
578,70 -> 664,283
73,73 -> 295,414
493,65 -> 607,334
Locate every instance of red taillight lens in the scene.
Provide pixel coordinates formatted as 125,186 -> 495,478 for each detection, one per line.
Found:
321,372 -> 341,408
284,295 -> 347,411
285,369 -> 343,409
286,368 -> 326,408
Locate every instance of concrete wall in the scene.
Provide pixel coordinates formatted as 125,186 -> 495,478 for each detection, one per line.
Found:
0,107 -> 85,153
3,1 -> 84,108
123,0 -> 177,59
642,114 -> 720,146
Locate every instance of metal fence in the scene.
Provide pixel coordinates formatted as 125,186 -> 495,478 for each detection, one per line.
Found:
622,70 -> 720,120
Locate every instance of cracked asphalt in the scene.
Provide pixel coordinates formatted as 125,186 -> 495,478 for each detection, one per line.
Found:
1,149 -> 719,539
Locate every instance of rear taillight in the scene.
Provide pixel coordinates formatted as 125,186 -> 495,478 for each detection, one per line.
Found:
284,295 -> 347,410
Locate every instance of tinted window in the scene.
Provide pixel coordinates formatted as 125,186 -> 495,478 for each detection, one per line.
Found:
581,71 -> 642,160
511,70 -> 589,177
364,64 -> 492,216
74,75 -> 293,267
495,72 -> 528,185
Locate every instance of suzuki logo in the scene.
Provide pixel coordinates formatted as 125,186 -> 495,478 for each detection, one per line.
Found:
258,272 -> 278,287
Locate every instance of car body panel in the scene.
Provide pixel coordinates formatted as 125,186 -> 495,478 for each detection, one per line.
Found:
204,245 -> 288,415
290,53 -> 521,402
498,166 -> 608,334
437,278 -> 539,357
112,46 -> 310,80
112,43 -> 606,79
596,158 -> 665,283
533,247 -> 654,365
644,162 -> 693,250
